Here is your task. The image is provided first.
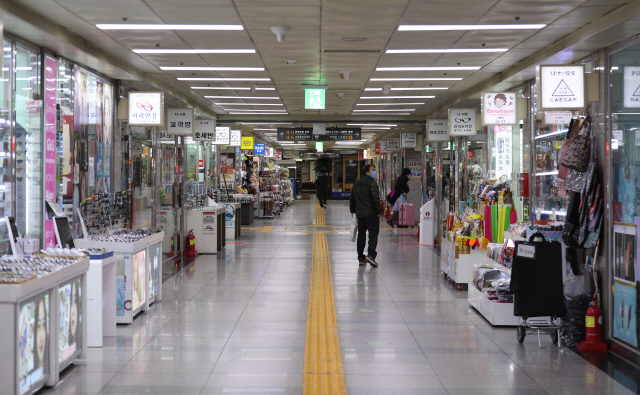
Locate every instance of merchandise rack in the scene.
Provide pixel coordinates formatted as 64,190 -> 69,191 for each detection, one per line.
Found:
0,257 -> 89,395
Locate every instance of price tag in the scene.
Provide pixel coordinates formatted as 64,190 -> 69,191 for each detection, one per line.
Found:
517,244 -> 536,259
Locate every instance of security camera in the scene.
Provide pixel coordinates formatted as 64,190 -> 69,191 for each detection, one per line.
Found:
382,83 -> 392,95
271,26 -> 292,42
336,93 -> 345,99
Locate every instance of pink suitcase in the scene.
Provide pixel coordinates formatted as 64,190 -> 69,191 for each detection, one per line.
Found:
398,203 -> 415,227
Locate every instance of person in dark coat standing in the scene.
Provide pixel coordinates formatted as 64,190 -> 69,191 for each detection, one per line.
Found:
387,168 -> 411,228
350,164 -> 381,267
315,167 -> 330,208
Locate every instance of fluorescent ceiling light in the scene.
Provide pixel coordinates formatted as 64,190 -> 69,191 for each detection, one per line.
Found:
256,87 -> 276,90
352,112 -> 411,115
356,103 -> 424,106
347,123 -> 397,126
387,48 -> 508,53
215,103 -> 284,106
241,122 -> 293,125
97,24 -> 243,30
134,49 -> 255,54
365,87 -> 448,91
254,128 -> 277,131
161,66 -> 264,71
398,24 -> 546,31
360,96 -> 434,99
179,78 -> 271,81
205,96 -> 280,99
223,109 -> 287,112
193,86 -> 251,90
376,66 -> 480,71
360,127 -> 391,130
370,78 -> 462,81
353,109 -> 417,112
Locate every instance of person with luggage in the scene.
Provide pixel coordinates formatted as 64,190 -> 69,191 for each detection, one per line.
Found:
350,164 -> 381,267
315,167 -> 330,208
387,168 -> 411,228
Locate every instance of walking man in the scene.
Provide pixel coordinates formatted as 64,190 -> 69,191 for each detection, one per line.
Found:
315,166 -> 330,208
350,164 -> 381,267
387,167 -> 411,228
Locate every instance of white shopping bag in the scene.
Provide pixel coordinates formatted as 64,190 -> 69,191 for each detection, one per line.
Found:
350,215 -> 357,242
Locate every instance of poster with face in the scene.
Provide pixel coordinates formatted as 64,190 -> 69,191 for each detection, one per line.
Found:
73,69 -> 89,201
614,223 -> 637,285
96,81 -> 103,143
132,250 -> 146,311
58,277 -> 82,364
18,291 -> 50,394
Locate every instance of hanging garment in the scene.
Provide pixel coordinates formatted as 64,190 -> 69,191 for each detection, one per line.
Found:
484,205 -> 492,241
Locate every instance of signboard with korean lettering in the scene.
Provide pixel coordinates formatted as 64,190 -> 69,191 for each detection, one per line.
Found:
544,111 -> 573,125
229,130 -> 242,146
167,109 -> 194,136
241,136 -> 254,150
494,125 -> 512,180
277,127 -> 361,142
449,108 -> 477,136
427,119 -> 449,141
401,133 -> 417,148
254,144 -> 265,155
387,138 -> 399,151
194,120 -> 215,141
379,140 -> 387,153
538,64 -> 585,111
128,92 -> 164,126
482,92 -> 516,125
375,143 -> 381,155
624,66 -> 640,108
213,126 -> 230,145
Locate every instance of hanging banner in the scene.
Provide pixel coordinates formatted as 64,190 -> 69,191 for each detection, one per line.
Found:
427,119 -> 449,141
128,92 -> 164,126
241,136 -> 254,150
494,125 -> 512,180
45,56 -> 57,248
167,109 -> 194,135
483,92 -> 516,125
401,132 -> 417,148
387,138 -> 399,151
538,64 -> 586,111
194,120 -> 215,141
229,130 -> 241,146
449,109 -> 477,136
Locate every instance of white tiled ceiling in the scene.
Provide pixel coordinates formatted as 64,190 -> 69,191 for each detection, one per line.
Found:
6,0 -> 640,143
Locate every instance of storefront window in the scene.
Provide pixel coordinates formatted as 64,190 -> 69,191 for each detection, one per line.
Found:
0,41 -> 12,253
57,59 -> 74,227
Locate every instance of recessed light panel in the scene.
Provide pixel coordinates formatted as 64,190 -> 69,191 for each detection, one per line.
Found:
398,24 -> 545,31
97,24 -> 244,30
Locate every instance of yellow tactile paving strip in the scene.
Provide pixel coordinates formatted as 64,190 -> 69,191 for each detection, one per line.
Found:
303,230 -> 347,395
260,226 -> 275,233
315,201 -> 326,226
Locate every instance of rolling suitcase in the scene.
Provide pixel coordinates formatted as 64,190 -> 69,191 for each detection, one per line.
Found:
398,203 -> 415,227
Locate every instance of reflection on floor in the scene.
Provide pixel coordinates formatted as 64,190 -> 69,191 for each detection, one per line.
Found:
38,199 -> 639,395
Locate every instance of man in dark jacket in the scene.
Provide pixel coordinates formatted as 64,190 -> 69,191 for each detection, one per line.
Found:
350,164 -> 381,267
314,167 -> 330,208
387,168 -> 411,228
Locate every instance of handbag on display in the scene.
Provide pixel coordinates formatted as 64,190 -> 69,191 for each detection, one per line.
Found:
560,117 -> 592,172
350,215 -> 357,242
557,118 -> 580,180
386,190 -> 395,204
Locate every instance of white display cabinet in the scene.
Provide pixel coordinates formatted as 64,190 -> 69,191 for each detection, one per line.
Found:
86,253 -> 116,347
185,208 -> 225,254
440,238 -> 491,289
0,257 -> 89,395
74,232 -> 164,324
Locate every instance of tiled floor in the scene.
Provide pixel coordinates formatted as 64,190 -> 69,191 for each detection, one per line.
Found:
41,199 -> 636,395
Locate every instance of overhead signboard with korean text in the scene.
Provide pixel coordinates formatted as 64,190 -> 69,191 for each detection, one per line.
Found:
538,64 -> 585,111
128,92 -> 164,126
401,132 -> 417,148
482,92 -> 516,125
194,120 -> 215,141
167,108 -> 194,136
624,66 -> 640,109
213,126 -> 230,145
229,129 -> 242,146
277,127 -> 361,142
449,108 -> 477,136
386,138 -> 399,151
241,136 -> 254,150
254,144 -> 265,155
427,119 -> 449,141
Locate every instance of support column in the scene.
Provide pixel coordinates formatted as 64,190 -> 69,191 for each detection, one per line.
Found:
435,142 -> 443,243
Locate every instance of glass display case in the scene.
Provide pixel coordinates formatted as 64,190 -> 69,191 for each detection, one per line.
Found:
0,41 -> 11,253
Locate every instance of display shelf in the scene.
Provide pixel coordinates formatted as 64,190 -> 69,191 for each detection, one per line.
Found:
468,286 -> 520,326
73,232 -> 163,253
0,257 -> 89,395
87,256 -> 116,347
440,238 -> 492,287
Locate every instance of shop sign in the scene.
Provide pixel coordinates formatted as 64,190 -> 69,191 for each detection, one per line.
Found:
624,66 -> 640,108
386,138 -> 399,151
375,143 -> 381,155
468,151 -> 473,159
358,151 -> 364,160
379,140 -> 387,153
401,132 -> 417,148
167,109 -> 194,135
544,111 -> 573,125
241,136 -> 254,150
276,150 -> 282,160
254,143 -> 265,155
408,161 -> 422,183
494,125 -> 512,180
213,126 -> 230,145
538,64 -> 585,110
427,119 -> 449,141
449,108 -> 477,136
194,120 -> 215,141
229,129 -> 242,146
198,160 -> 204,170
128,92 -> 164,126
483,92 -> 516,125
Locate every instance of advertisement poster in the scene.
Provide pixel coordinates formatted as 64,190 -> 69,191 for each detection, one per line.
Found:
58,277 -> 82,364
116,256 -> 126,316
96,142 -> 104,178
45,56 -> 57,248
18,291 -> 50,394
132,250 -> 146,311
613,223 -> 636,285
494,125 -> 513,180
203,212 -> 216,234
408,161 -> 423,183
225,204 -> 236,228
614,281 -> 638,347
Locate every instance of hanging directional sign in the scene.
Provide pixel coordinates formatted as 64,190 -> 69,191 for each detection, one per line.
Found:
277,127 -> 361,141
194,120 -> 215,141
624,66 -> 640,109
538,64 -> 585,111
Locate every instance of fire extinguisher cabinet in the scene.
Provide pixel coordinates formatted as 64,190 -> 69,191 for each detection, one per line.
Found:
185,207 -> 226,254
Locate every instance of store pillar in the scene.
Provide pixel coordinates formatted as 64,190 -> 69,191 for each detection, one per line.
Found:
435,141 -> 443,243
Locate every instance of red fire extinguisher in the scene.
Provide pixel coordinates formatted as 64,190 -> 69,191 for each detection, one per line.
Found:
577,241 -> 607,352
184,229 -> 199,257
167,234 -> 180,257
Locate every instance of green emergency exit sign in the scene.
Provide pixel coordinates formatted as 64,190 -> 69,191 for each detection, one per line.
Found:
316,141 -> 323,152
305,88 -> 325,109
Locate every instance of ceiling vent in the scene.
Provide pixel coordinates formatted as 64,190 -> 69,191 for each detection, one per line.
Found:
322,49 -> 381,53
